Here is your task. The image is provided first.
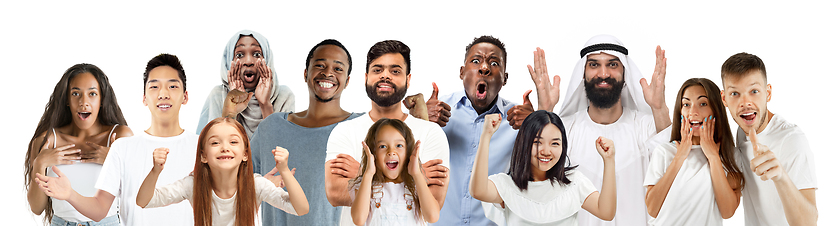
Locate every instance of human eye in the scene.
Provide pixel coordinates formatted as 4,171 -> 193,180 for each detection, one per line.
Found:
335,67 -> 343,72
700,102 -> 708,107
253,52 -> 263,58
235,53 -> 244,58
149,85 -> 158,89
490,61 -> 499,66
750,89 -> 759,94
391,69 -> 401,74
211,141 -> 220,145
396,144 -> 404,148
588,62 -> 598,67
608,62 -> 619,68
682,103 -> 690,107
378,144 -> 386,149
231,140 -> 239,145
71,91 -> 80,97
315,64 -> 325,69
552,141 -> 561,146
730,92 -> 739,97
373,68 -> 382,73
471,59 -> 479,64
169,85 -> 179,89
89,92 -> 98,97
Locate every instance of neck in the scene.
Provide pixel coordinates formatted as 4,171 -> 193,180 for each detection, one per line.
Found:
66,122 -> 107,138
211,166 -> 240,199
472,96 -> 498,115
531,170 -> 547,182
587,100 -> 623,125
303,97 -> 348,119
691,136 -> 701,145
754,111 -> 774,134
146,116 -> 183,137
368,101 -> 406,121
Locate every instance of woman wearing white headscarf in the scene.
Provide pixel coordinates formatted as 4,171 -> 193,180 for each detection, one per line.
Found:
197,30 -> 295,137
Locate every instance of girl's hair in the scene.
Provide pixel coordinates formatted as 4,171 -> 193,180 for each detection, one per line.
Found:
194,118 -> 257,226
508,110 -> 577,191
350,118 -> 422,219
24,63 -> 127,223
670,78 -> 744,189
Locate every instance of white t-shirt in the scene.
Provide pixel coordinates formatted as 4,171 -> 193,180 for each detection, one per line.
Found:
481,171 -> 597,226
736,114 -> 817,226
95,131 -> 198,226
326,113 -> 450,226
146,174 -> 298,226
562,110 -> 669,226
644,143 -> 738,226
351,182 -> 425,226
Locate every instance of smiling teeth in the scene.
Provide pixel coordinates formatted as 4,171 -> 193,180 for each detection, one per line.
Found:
319,82 -> 334,88
158,104 -> 171,108
741,113 -> 755,116
539,158 -> 551,162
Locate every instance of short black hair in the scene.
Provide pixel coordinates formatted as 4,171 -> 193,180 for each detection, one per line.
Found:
366,40 -> 411,74
465,35 -> 507,67
143,53 -> 186,93
306,39 -> 353,75
509,110 -> 577,191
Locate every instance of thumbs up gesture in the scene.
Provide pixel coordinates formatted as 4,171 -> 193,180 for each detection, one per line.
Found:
406,82 -> 451,127
748,129 -> 784,182
506,90 -> 535,130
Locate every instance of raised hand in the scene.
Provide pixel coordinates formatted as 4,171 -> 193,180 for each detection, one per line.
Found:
674,115 -> 694,158
273,146 -> 291,171
418,83 -> 451,127
227,59 -> 245,92
222,89 -> 252,118
527,47 -> 561,111
362,142 -> 376,177
152,148 -> 169,173
265,167 -> 296,188
81,133 -> 117,164
34,167 -> 73,200
35,141 -> 80,169
748,128 -> 783,181
254,58 -> 273,105
404,93 -> 429,121
595,136 -> 616,160
640,45 -> 668,111
483,113 -> 503,136
699,116 -> 720,159
408,141 -> 423,177
506,90 -> 535,130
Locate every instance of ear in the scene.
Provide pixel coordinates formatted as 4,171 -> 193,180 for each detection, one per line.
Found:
503,72 -> 509,86
142,95 -> 148,106
720,90 -> 727,107
304,69 -> 308,83
459,66 -> 465,80
243,156 -> 248,162
406,73 -> 412,89
766,83 -> 772,102
182,91 -> 189,105
200,154 -> 208,163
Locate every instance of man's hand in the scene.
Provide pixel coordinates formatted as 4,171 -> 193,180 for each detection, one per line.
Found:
506,90 -> 535,130
527,47 -> 561,111
328,154 -> 360,179
404,93 -> 429,121
749,129 -> 784,181
407,82 -> 451,127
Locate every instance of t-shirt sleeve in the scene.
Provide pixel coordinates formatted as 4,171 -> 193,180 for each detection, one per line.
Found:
146,175 -> 193,208
325,121 -> 360,163
575,172 -> 598,206
255,175 -> 298,216
781,132 -> 818,190
643,144 -> 671,186
94,139 -> 124,197
420,123 -> 451,169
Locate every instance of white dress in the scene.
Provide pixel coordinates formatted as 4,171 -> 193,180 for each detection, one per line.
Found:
481,171 -> 597,226
352,182 -> 425,226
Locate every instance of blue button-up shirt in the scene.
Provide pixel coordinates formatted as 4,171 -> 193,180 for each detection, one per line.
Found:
433,90 -> 518,226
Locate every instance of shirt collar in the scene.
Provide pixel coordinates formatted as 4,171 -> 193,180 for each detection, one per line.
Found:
456,89 -> 509,118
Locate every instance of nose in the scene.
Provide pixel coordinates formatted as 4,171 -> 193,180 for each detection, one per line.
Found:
80,94 -> 92,109
597,66 -> 610,79
242,55 -> 256,67
158,86 -> 170,100
379,71 -> 392,80
478,61 -> 490,76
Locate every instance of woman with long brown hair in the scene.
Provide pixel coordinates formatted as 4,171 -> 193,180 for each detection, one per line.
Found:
644,78 -> 744,225
136,117 -> 309,226
25,63 -> 132,225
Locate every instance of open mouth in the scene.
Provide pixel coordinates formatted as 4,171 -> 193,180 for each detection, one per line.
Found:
78,112 -> 91,120
217,156 -> 234,160
318,81 -> 335,89
157,104 -> 172,111
689,120 -> 704,129
386,160 -> 398,170
740,112 -> 757,124
476,82 -> 487,99
538,157 -> 552,164
243,71 -> 257,83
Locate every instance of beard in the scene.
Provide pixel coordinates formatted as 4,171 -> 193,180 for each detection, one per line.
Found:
366,80 -> 407,107
584,76 -> 624,109
314,93 -> 334,103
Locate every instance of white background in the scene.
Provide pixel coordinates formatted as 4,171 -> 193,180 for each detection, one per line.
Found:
3,1 -> 837,225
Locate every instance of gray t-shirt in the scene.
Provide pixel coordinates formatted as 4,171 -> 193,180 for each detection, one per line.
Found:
251,112 -> 363,226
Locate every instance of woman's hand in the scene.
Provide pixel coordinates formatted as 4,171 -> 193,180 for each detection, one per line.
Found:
362,142 -> 376,177
482,114 -> 502,138
699,116 -> 720,159
595,136 -> 615,161
227,59 -> 245,92
674,115 -> 694,160
34,167 -> 73,200
254,58 -> 273,105
35,141 -> 80,169
408,141 -> 423,177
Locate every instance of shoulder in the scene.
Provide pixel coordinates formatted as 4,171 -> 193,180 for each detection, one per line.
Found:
405,116 -> 445,132
260,112 -> 291,128
496,96 -> 517,111
113,125 -> 134,139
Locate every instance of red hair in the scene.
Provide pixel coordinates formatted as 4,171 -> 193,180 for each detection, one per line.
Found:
193,117 -> 257,226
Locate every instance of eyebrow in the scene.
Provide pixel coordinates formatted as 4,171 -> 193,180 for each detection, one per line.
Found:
70,87 -> 98,91
314,58 -> 345,66
147,79 -> 182,84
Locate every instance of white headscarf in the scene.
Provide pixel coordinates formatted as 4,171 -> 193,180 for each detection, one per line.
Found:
558,34 -> 651,118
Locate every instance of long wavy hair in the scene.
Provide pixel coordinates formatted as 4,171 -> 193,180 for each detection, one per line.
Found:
671,78 -> 744,189
24,63 -> 127,224
193,118 -> 257,226
509,110 -> 577,190
349,118 -> 422,220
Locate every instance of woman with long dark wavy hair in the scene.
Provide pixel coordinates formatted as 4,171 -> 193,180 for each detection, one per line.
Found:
25,63 -> 133,225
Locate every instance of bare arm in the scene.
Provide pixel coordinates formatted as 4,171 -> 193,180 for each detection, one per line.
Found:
414,167 -> 441,223
34,167 -> 115,221
136,147 -> 168,208
351,142 -> 376,226
273,147 -> 309,215
422,159 -> 449,207
709,163 -> 741,219
644,148 -> 688,218
324,153 -> 359,207
582,137 -> 616,220
27,135 -> 80,214
468,114 -> 503,204
641,46 -> 671,133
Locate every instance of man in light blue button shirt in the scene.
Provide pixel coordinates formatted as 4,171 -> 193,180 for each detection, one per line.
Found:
412,36 -> 532,226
